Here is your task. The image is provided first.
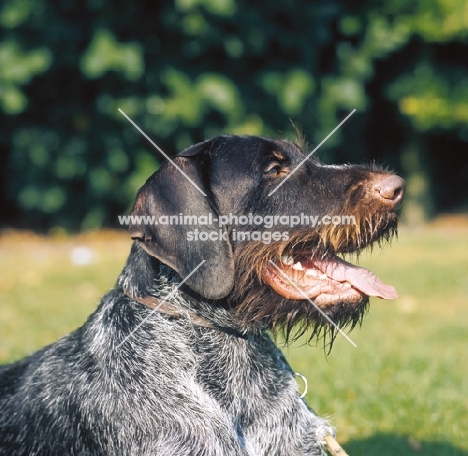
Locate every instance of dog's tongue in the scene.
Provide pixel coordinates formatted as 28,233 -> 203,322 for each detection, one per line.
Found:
311,256 -> 398,299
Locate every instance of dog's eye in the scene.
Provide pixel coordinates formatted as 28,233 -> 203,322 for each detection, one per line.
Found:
264,165 -> 282,177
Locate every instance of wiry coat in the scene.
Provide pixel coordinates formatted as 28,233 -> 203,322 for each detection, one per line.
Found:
0,255 -> 331,455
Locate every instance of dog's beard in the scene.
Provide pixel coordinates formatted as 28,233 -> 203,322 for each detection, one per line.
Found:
229,210 -> 398,346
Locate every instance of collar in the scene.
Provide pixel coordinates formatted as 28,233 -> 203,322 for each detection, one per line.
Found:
125,291 -> 247,338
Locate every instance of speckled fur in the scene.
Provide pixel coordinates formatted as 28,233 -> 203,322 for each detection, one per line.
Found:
0,249 -> 332,455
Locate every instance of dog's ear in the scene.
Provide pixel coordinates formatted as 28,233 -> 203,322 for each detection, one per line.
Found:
129,140 -> 234,299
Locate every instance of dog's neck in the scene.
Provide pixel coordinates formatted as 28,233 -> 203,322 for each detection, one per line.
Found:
117,241 -> 160,298
123,291 -> 216,329
117,242 -> 250,337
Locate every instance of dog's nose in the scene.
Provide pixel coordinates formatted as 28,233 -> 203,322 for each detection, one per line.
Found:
374,175 -> 405,206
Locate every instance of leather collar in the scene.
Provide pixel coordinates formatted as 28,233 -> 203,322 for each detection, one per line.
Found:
126,292 -> 217,329
125,291 -> 248,338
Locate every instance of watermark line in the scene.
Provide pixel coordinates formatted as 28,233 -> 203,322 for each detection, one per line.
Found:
268,109 -> 357,196
268,260 -> 357,347
116,260 -> 206,349
118,108 -> 207,197
118,213 -> 357,229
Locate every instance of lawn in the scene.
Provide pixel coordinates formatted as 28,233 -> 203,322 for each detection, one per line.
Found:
0,223 -> 467,455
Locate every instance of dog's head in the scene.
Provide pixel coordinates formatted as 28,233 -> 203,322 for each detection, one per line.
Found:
128,135 -> 404,337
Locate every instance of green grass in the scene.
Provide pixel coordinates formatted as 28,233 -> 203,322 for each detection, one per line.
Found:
1,226 -> 467,455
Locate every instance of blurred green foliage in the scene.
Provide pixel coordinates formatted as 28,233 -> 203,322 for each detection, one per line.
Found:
0,42 -> 51,113
80,29 -> 144,82
1,0 -> 468,230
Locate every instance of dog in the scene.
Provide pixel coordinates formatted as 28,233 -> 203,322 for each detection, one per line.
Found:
0,135 -> 404,455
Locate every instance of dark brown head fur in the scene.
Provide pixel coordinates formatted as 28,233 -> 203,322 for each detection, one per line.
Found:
127,135 -> 404,343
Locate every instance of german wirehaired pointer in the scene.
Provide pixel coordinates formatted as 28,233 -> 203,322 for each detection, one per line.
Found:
0,135 -> 404,455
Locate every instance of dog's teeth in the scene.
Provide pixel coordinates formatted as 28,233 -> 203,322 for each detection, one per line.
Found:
343,281 -> 352,288
281,255 -> 294,265
305,269 -> 319,276
319,273 -> 328,280
292,261 -> 304,270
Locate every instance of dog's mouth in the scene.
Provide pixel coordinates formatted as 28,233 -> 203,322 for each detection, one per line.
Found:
263,253 -> 397,306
